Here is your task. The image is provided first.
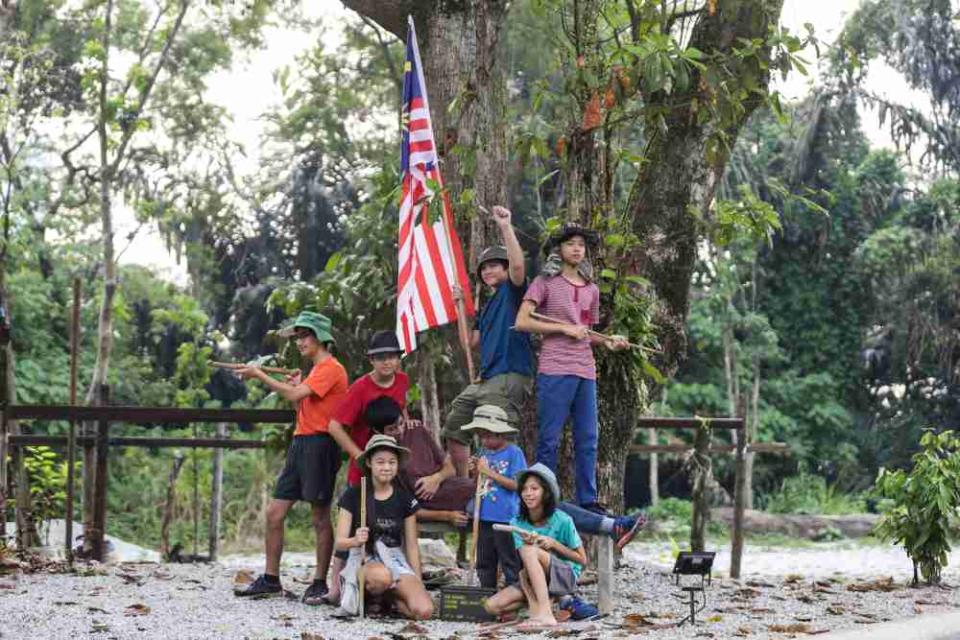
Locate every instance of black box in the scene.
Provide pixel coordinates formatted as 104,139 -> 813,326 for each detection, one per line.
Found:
439,586 -> 497,622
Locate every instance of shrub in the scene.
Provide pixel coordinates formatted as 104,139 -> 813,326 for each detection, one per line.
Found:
765,469 -> 865,515
874,430 -> 960,585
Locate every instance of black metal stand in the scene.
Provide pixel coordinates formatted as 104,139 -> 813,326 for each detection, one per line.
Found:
677,574 -> 708,626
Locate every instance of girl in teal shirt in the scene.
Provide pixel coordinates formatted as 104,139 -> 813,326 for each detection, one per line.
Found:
483,463 -> 587,628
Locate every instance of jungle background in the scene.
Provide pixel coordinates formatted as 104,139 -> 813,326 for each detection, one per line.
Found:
1,0 -> 957,556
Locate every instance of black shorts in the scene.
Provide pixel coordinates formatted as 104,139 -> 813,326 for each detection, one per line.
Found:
273,433 -> 341,505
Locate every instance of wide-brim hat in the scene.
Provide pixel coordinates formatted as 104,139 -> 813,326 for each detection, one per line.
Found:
516,462 -> 561,504
476,245 -> 509,278
367,330 -> 403,356
278,311 -> 335,343
357,434 -> 410,471
461,404 -> 516,434
547,222 -> 599,252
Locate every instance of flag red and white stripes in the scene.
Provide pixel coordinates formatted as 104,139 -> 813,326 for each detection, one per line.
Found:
396,17 -> 474,354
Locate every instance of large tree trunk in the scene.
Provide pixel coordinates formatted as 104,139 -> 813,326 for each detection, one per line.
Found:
628,0 -> 785,377
83,0 -> 117,544
341,0 -> 509,269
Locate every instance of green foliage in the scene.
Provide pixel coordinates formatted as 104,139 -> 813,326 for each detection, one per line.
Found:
764,469 -> 865,515
20,446 -> 69,544
874,430 -> 960,584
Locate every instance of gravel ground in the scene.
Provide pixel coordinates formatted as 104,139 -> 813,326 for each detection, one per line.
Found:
1,542 -> 958,639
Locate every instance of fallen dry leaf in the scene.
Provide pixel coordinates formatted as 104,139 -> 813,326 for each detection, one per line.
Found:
766,622 -> 829,634
300,633 -> 324,640
784,574 -> 804,584
233,569 -> 255,586
826,605 -> 844,615
734,626 -> 752,637
87,606 -> 109,614
124,603 -> 150,616
397,621 -> 430,634
847,577 -> 899,593
746,579 -> 775,588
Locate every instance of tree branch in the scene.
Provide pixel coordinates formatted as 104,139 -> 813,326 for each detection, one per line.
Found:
358,13 -> 402,92
109,0 -> 191,175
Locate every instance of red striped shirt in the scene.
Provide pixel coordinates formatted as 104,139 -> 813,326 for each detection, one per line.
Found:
524,275 -> 600,380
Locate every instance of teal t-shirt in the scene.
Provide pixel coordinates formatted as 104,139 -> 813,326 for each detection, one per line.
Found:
510,510 -> 583,578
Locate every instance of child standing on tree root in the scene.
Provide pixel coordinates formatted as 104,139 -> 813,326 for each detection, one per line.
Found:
515,223 -> 628,511
484,463 -> 586,628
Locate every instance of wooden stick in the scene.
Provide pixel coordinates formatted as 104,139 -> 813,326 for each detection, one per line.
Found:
468,470 -> 484,585
491,523 -> 528,536
455,296 -> 476,381
528,311 -> 660,353
359,476 -> 367,618
210,361 -> 298,376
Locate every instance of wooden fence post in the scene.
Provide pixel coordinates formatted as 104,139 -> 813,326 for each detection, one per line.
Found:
730,421 -> 747,578
88,384 -> 110,561
65,278 -> 80,561
208,422 -> 226,561
690,423 -> 712,553
648,427 -> 659,505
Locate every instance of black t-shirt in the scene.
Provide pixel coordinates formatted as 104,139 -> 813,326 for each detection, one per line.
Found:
337,484 -> 420,548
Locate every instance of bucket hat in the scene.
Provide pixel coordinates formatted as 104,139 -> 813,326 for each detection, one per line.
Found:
356,434 -> 410,471
476,245 -> 509,278
367,330 -> 403,356
516,462 -> 561,504
460,404 -> 517,434
278,311 -> 335,343
547,222 -> 599,252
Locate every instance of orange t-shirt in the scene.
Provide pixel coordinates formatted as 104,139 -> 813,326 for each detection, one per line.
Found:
294,356 -> 349,436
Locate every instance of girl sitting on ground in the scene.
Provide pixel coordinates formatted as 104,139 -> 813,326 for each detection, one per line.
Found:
334,434 -> 433,620
484,463 -> 587,627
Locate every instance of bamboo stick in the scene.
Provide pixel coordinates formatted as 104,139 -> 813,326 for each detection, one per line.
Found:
210,361 -> 298,376
359,476 -> 367,618
528,311 -> 659,352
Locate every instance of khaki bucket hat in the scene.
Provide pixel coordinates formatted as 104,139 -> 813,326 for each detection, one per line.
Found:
460,404 -> 516,434
356,434 -> 410,471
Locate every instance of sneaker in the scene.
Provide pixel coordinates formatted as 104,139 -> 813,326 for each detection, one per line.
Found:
582,502 -> 609,515
234,574 -> 282,598
301,579 -> 328,605
613,512 -> 649,551
559,595 -> 599,620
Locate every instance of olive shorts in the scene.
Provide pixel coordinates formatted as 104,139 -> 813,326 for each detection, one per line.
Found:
440,372 -> 531,445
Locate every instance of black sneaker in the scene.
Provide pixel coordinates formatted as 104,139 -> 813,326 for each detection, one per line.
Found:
235,574 -> 282,598
301,579 -> 328,605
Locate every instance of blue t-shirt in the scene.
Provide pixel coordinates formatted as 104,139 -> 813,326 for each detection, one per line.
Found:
478,280 -> 534,379
511,510 -> 583,577
477,444 -> 527,524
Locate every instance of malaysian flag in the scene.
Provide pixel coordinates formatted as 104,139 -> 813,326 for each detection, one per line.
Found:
396,16 -> 474,354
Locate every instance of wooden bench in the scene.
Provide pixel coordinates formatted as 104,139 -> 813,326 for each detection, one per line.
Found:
416,520 -> 616,613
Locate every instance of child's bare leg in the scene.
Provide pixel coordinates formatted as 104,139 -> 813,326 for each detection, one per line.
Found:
362,564 -> 393,596
392,575 -> 433,620
325,556 -> 345,602
518,545 -> 556,625
485,583 -> 526,616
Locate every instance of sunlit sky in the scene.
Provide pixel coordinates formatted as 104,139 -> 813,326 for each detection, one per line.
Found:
117,0 -> 922,285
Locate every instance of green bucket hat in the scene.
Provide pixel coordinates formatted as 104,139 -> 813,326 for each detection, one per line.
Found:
461,404 -> 516,434
356,434 -> 410,472
278,311 -> 335,343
